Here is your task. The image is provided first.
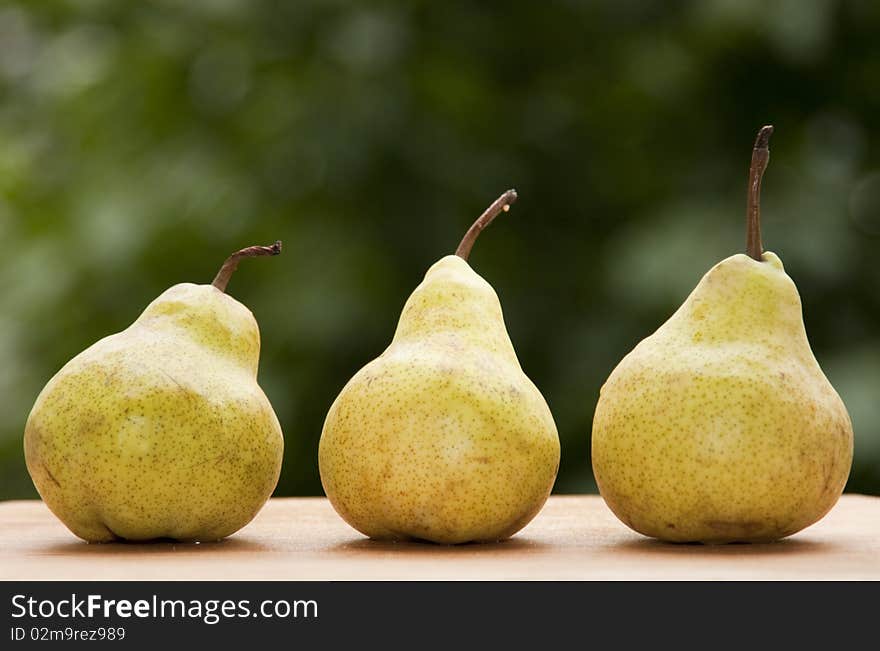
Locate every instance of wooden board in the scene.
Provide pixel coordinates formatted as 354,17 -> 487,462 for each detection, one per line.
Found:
1,495 -> 877,580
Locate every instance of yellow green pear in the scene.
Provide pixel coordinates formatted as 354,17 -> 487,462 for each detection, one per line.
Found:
592,127 -> 853,543
319,191 -> 560,544
24,243 -> 285,542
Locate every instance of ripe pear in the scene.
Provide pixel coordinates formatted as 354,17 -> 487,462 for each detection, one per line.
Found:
592,127 -> 853,543
319,191 -> 560,544
24,243 -> 285,542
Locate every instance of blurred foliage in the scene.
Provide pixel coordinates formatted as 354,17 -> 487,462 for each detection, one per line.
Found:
1,0 -> 878,500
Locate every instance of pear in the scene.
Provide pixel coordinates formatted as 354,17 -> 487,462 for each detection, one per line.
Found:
592,127 -> 854,543
319,191 -> 560,544
24,242 -> 285,542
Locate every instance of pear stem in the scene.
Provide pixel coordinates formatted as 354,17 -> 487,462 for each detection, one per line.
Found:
746,125 -> 773,261
211,241 -> 282,293
454,189 -> 518,261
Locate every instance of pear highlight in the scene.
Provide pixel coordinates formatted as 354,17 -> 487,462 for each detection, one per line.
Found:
592,127 -> 853,543
24,242 -> 284,542
319,191 -> 560,544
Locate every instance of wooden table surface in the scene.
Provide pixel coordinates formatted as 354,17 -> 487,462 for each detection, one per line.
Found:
1,495 -> 877,580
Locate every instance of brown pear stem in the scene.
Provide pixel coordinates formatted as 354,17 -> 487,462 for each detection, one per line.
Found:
454,189 -> 518,261
746,125 -> 773,261
211,241 -> 282,293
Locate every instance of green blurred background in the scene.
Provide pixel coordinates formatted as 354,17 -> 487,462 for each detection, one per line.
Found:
1,0 -> 878,500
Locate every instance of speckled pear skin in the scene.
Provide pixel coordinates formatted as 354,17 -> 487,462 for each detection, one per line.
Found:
24,283 -> 283,542
319,255 -> 560,544
592,252 -> 853,543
